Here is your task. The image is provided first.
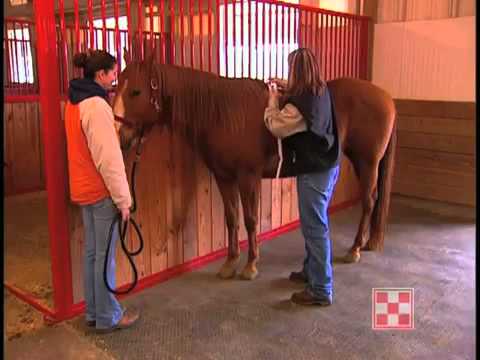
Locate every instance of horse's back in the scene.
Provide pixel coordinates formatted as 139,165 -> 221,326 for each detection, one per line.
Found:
327,78 -> 396,160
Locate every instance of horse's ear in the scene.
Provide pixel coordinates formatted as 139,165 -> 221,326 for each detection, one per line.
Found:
123,47 -> 131,65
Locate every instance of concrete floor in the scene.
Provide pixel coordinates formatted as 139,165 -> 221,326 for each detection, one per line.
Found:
6,195 -> 476,360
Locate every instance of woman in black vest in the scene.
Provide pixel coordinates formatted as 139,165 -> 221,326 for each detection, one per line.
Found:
265,48 -> 340,306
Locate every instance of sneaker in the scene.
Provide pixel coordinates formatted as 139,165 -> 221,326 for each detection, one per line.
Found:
289,271 -> 308,284
290,289 -> 332,306
97,308 -> 140,333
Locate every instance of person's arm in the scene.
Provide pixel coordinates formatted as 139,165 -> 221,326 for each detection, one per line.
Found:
264,102 -> 307,139
80,97 -> 132,211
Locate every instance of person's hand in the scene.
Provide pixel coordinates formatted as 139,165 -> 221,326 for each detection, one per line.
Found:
268,77 -> 287,91
119,207 -> 130,223
267,82 -> 281,107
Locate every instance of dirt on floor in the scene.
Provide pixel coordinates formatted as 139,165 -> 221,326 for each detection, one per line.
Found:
4,289 -> 46,342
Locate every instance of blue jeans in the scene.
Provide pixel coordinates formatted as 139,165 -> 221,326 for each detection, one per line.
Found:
297,165 -> 339,301
81,197 -> 124,329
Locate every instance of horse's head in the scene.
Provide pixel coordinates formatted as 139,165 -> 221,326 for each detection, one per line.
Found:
113,48 -> 163,152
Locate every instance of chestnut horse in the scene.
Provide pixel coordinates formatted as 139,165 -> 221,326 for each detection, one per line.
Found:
113,53 -> 396,280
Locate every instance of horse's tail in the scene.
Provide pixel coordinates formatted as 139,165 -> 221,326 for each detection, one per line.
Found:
369,115 -> 397,251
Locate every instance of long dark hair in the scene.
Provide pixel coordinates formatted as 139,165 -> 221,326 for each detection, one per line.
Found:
73,50 -> 117,79
286,48 -> 326,96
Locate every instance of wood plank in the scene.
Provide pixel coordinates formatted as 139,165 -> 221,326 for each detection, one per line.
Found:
168,133 -> 184,267
4,104 -> 15,194
290,178 -> 299,221
395,163 -> 475,190
281,178 -> 292,225
397,130 -> 475,155
69,204 -> 85,303
148,128 -> 168,275
260,179 -> 272,233
397,115 -> 475,137
394,99 -> 475,119
182,148 -> 198,262
196,159 -> 212,257
271,178 -> 282,229
393,180 -> 475,207
211,174 -> 226,251
396,147 -> 475,174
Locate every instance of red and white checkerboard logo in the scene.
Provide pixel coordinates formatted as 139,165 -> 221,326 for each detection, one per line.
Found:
372,288 -> 414,330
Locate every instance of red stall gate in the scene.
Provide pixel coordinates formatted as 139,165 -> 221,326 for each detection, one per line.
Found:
4,0 -> 370,322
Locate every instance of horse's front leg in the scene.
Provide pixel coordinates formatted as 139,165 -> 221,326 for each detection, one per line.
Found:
238,174 -> 261,280
215,177 -> 241,279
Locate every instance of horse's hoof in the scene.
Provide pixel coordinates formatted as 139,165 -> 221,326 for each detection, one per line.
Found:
240,265 -> 258,280
217,260 -> 239,279
343,251 -> 361,264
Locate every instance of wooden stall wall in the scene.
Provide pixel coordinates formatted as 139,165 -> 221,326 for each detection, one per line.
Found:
393,99 -> 475,207
68,124 -> 360,302
4,102 -> 45,195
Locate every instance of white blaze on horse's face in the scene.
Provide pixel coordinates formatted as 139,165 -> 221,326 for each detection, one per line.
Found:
113,79 -> 127,121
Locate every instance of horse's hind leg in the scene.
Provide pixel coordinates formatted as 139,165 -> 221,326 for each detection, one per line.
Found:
344,159 -> 379,263
238,174 -> 261,280
215,177 -> 241,279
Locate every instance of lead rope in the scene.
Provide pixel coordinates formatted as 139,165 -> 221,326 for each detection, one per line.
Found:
103,127 -> 146,295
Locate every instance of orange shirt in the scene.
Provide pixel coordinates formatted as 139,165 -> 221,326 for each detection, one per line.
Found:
64,96 -> 132,209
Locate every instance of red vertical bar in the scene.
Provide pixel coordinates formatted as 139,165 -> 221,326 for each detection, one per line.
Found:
127,0 -> 132,54
199,0 -> 204,70
88,0 -> 94,49
343,16 -> 347,76
4,23 -> 12,86
180,0 -> 185,65
255,0 -> 259,78
268,3 -> 272,78
149,0 -> 154,53
208,0 -> 213,72
19,23 -> 29,93
215,0 -> 220,73
278,5 -> 283,79
240,0 -> 244,76
319,12 -> 324,76
138,0 -> 144,60
297,9 -> 302,47
355,19 -> 360,78
247,0 -> 251,77
170,0 -> 175,63
232,0 -> 236,76
59,0 -> 69,93
282,5 -> 287,78
347,17 -> 352,77
274,4 -> 278,78
101,0 -> 107,49
33,0 -> 74,319
284,5 -> 289,78
224,0 -> 229,76
190,0 -> 194,68
328,14 -> 333,80
11,22 -> 20,85
114,0 -> 121,66
160,0 -> 166,63
312,11 -> 317,58
74,0 -> 80,53
262,1 -> 266,79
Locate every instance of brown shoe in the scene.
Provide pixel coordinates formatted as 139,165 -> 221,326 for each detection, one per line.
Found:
85,320 -> 96,327
289,271 -> 308,284
97,308 -> 140,333
291,289 -> 332,306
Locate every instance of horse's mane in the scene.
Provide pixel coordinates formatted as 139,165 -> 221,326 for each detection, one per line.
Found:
157,64 -> 268,141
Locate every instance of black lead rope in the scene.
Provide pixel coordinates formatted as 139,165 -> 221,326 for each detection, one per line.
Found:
103,129 -> 145,295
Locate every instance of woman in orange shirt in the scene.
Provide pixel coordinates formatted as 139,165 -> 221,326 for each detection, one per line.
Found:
64,50 -> 140,331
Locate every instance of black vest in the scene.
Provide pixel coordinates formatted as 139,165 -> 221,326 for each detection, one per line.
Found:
280,87 -> 341,177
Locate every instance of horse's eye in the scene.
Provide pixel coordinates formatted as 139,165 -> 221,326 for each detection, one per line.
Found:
130,90 -> 141,97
